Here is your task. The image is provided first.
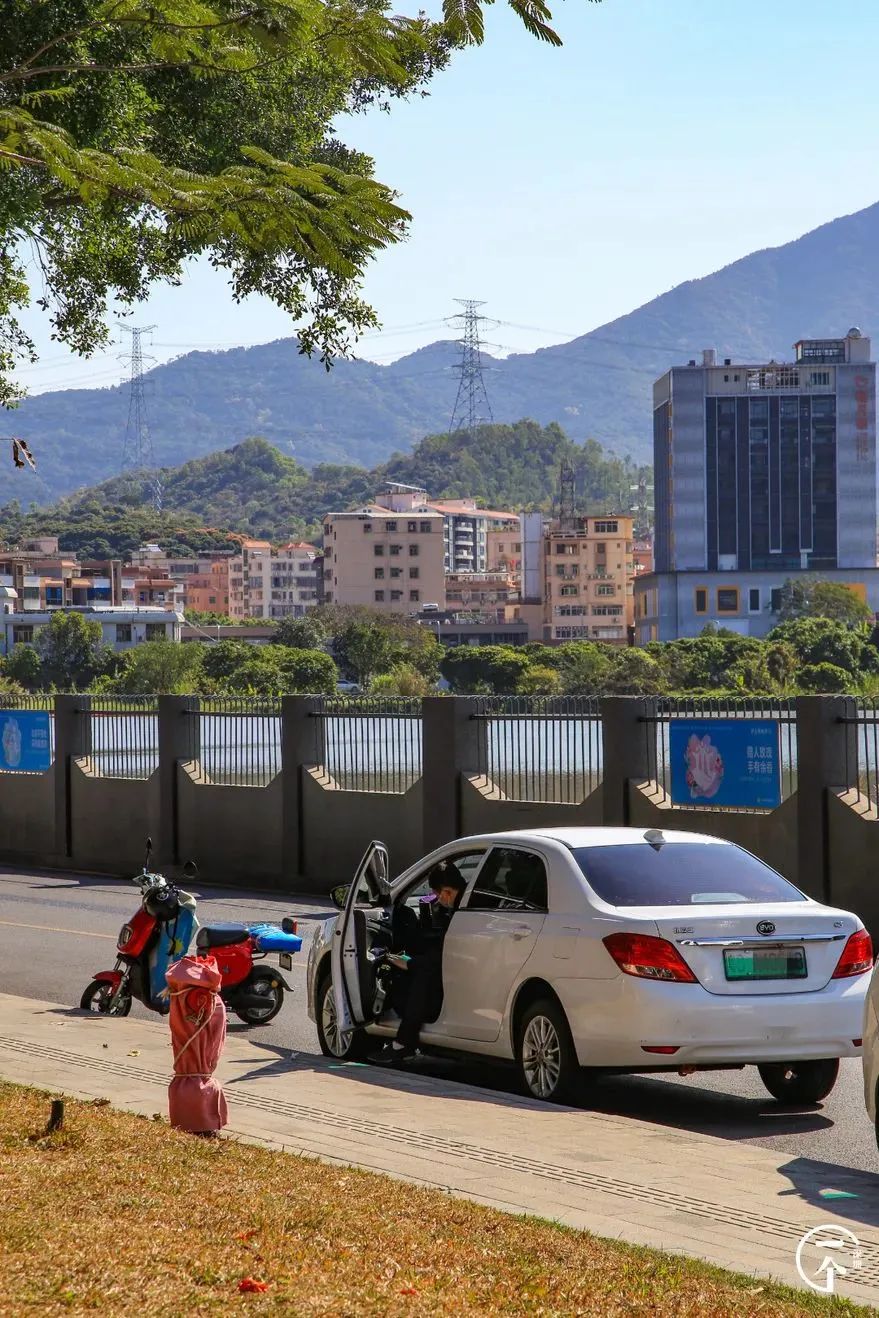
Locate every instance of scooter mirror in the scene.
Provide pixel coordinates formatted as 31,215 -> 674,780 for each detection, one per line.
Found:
182,860 -> 198,879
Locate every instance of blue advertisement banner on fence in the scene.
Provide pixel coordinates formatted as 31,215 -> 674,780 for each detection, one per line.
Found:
0,710 -> 51,773
669,719 -> 781,810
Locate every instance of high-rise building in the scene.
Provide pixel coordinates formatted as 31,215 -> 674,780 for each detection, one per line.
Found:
636,330 -> 879,640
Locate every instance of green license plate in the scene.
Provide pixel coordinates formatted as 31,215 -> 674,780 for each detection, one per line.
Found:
723,946 -> 807,981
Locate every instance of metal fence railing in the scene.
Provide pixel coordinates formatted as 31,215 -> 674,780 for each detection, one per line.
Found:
0,694 -> 55,772
840,699 -> 879,809
190,698 -> 281,787
471,695 -> 602,804
87,698 -> 159,780
312,697 -> 422,794
642,696 -> 797,812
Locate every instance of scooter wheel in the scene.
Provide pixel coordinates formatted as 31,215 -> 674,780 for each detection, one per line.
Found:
234,972 -> 284,1026
80,980 -> 132,1016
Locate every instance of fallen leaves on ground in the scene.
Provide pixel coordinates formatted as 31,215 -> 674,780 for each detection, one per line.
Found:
0,1082 -> 868,1317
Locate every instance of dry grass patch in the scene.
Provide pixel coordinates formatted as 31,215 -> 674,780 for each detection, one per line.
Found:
0,1082 -> 869,1316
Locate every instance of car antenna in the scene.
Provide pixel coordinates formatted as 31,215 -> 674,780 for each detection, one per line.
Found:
644,829 -> 665,851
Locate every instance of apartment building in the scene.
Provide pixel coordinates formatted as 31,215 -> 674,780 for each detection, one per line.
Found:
227,539 -> 322,620
184,559 -> 231,614
520,514 -> 635,643
0,606 -> 182,657
322,503 -> 445,613
486,516 -> 522,573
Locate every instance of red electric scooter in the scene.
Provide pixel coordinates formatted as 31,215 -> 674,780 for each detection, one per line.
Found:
80,840 -> 302,1025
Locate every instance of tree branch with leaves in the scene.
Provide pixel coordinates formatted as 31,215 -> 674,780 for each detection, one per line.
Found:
1,0 -> 593,444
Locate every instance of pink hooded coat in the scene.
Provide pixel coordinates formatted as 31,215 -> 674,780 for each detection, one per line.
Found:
166,955 -> 228,1133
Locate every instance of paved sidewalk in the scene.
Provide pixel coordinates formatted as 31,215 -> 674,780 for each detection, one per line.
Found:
2,993 -> 879,1306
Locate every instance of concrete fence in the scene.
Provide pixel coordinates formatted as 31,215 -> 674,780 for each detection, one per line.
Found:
0,694 -> 878,934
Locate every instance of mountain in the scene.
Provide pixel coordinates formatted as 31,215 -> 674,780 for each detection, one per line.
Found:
8,201 -> 879,503
0,427 -> 646,558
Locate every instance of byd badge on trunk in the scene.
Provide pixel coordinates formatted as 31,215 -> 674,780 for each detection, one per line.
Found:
756,921 -> 776,936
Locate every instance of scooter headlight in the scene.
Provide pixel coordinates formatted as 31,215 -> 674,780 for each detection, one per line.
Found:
119,924 -> 133,946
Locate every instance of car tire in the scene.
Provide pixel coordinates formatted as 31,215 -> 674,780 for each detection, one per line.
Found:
757,1058 -> 840,1104
315,970 -> 370,1061
517,998 -> 579,1104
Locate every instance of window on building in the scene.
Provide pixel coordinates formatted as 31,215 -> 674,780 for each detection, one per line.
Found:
694,587 -> 708,614
748,587 -> 761,613
146,623 -> 166,641
595,542 -> 606,554
409,567 -> 420,580
716,587 -> 739,613
596,584 -> 616,596
410,589 -> 420,603
594,521 -> 619,534
810,371 -> 831,387
374,544 -> 384,556
208,596 -> 216,605
389,544 -> 402,556
389,567 -> 402,579
390,590 -> 403,601
374,567 -> 385,580
374,590 -> 385,602
407,521 -> 417,533
559,585 -> 579,597
116,623 -> 132,643
409,545 -> 419,557
592,605 -> 624,616
363,522 -> 372,533
770,587 -> 783,614
12,626 -> 33,644
420,521 -> 432,533
385,520 -> 397,532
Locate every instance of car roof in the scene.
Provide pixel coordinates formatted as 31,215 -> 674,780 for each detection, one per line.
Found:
459,827 -> 733,849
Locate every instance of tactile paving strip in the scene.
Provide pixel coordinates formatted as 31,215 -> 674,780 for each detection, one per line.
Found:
2,1034 -> 879,1285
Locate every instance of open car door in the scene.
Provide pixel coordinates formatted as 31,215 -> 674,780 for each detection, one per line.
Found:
332,840 -> 391,1036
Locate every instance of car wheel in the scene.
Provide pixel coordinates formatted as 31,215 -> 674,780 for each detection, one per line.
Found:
757,1059 -> 840,1104
518,998 -> 579,1104
316,971 -> 370,1061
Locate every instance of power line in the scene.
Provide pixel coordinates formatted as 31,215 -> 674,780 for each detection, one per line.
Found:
448,299 -> 493,437
118,324 -> 162,511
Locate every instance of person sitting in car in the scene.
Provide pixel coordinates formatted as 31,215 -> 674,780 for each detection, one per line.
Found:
371,860 -> 466,1065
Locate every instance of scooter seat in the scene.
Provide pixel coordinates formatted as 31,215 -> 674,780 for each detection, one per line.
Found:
196,925 -> 250,949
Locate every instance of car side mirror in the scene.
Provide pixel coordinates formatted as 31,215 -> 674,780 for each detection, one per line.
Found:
330,883 -> 350,911
182,860 -> 198,878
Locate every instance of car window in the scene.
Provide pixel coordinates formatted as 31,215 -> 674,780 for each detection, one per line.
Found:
465,848 -> 548,913
400,851 -> 486,908
571,843 -> 806,907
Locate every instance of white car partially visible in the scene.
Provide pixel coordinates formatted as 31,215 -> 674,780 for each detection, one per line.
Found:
308,827 -> 872,1104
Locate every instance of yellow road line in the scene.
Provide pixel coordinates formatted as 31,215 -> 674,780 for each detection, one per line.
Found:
0,919 -> 116,940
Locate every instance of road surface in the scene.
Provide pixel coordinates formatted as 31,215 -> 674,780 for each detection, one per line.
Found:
0,865 -> 875,1173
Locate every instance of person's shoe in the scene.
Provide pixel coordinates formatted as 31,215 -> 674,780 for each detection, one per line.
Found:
369,1042 -> 415,1066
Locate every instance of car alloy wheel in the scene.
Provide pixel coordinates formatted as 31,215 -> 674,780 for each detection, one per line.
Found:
322,979 -> 354,1057
522,1013 -> 563,1099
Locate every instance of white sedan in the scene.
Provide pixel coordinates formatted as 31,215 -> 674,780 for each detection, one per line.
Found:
307,827 -> 872,1104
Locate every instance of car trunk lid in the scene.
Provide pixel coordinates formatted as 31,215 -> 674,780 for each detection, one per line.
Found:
650,903 -> 857,995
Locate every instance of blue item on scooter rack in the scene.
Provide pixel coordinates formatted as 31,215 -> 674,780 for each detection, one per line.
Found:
149,903 -> 197,1007
246,923 -> 303,955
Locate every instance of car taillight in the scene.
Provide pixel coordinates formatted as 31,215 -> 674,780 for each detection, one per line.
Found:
832,929 -> 873,978
603,932 -> 698,983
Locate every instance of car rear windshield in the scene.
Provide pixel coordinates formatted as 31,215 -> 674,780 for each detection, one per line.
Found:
571,843 -> 807,907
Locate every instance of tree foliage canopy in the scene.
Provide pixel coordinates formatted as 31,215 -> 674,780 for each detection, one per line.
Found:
1,0 -> 587,426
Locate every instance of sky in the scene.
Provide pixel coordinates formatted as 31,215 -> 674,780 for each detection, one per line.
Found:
14,0 -> 879,394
